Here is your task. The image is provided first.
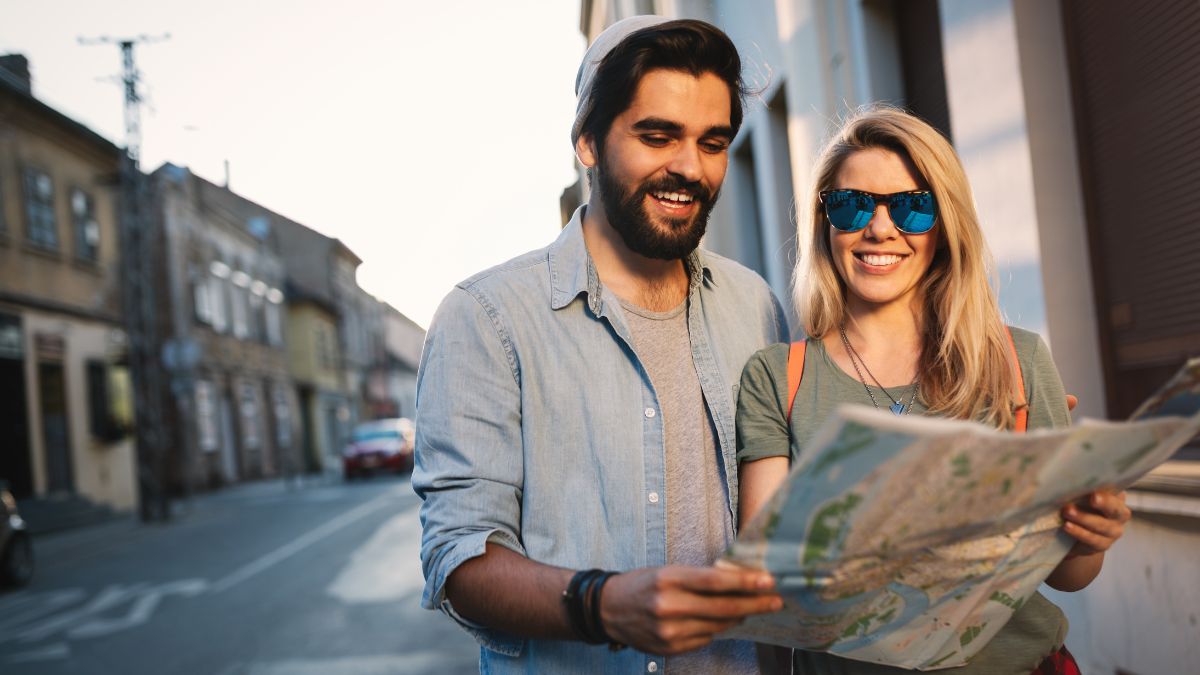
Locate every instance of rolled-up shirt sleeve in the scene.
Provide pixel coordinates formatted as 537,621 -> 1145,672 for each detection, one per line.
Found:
736,344 -> 792,464
412,285 -> 526,655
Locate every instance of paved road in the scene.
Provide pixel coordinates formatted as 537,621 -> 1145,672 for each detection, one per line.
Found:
0,475 -> 479,674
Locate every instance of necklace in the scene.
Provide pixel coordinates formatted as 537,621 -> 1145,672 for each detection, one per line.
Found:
841,330 -> 903,407
839,325 -> 920,416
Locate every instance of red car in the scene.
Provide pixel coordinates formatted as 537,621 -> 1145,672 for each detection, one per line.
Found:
343,418 -> 415,479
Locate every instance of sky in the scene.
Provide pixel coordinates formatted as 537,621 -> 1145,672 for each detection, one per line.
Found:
2,0 -> 586,328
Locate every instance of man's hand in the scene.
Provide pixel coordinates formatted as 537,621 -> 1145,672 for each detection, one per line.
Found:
599,565 -> 783,655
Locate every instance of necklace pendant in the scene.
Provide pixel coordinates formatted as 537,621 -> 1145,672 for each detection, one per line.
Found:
890,402 -> 906,416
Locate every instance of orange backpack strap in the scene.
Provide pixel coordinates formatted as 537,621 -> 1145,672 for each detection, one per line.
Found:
786,340 -> 807,425
1005,327 -> 1028,433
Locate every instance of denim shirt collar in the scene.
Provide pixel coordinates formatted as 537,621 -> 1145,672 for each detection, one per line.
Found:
549,206 -> 715,314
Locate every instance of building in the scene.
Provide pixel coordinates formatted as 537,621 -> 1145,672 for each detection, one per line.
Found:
278,228 -> 352,470
0,55 -> 138,512
273,218 -> 375,471
375,302 -> 424,420
580,2 -> 1199,673
273,215 -> 424,470
149,163 -> 298,491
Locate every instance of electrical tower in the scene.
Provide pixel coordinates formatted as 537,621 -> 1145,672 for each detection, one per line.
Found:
79,33 -> 171,522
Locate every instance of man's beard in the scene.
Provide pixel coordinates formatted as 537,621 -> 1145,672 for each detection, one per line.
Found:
595,161 -> 718,261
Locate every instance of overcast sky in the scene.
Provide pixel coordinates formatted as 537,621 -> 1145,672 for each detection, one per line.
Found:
3,0 -> 586,328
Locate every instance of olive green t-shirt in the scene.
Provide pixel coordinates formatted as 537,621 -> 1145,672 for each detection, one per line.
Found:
736,327 -> 1072,674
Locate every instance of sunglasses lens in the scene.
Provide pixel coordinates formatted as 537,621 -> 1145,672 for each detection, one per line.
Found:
890,192 -> 937,233
824,190 -> 875,231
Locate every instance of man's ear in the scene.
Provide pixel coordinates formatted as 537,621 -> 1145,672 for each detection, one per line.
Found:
575,133 -> 598,168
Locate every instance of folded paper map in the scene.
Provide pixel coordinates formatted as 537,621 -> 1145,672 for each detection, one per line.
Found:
722,358 -> 1200,669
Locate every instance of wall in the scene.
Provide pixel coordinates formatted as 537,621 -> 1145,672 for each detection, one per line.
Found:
20,308 -> 136,510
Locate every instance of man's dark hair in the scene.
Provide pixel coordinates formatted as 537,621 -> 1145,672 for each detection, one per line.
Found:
579,20 -> 747,151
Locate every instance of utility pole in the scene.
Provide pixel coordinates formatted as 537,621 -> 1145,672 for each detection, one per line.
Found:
79,34 -> 171,522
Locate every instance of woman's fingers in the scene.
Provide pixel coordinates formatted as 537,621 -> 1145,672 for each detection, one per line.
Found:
1089,490 -> 1131,522
1061,490 -> 1132,553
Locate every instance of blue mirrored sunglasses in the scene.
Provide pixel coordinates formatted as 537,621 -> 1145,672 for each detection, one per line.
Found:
819,189 -> 938,234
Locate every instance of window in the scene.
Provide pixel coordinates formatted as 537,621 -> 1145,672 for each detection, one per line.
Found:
239,382 -> 261,449
195,380 -> 219,452
250,280 -> 268,343
0,168 -> 7,235
71,188 -> 100,262
22,166 -> 57,249
265,287 -> 284,347
231,271 -> 251,339
194,273 -> 213,325
316,323 -> 335,368
87,360 -> 132,441
207,261 -> 230,333
272,382 -> 291,447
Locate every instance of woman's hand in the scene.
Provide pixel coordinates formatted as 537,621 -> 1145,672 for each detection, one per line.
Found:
1062,490 -> 1131,556
1045,490 -> 1131,591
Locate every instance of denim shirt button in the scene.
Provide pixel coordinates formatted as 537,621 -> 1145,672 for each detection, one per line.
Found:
644,407 -> 656,418
647,491 -> 659,504
647,661 -> 659,673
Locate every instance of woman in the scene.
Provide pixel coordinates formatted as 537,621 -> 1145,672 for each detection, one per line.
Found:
736,107 -> 1130,674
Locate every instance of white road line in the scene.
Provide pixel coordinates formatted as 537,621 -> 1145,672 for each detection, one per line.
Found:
326,505 -> 423,604
68,579 -> 208,639
244,653 -> 475,674
0,589 -> 86,635
13,584 -> 145,643
5,642 -> 70,663
211,488 -> 402,593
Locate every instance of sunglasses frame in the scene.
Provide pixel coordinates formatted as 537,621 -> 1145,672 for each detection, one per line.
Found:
818,188 -> 938,234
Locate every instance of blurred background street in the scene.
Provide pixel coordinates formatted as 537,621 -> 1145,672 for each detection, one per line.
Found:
0,475 -> 476,674
2,0 -> 1198,673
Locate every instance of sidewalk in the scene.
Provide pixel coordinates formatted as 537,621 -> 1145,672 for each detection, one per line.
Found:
29,471 -> 348,552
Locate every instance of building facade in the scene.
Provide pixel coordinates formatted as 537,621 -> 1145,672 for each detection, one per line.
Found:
150,163 -> 298,491
285,279 -> 349,473
377,302 -> 424,421
580,2 -> 1199,673
273,217 -> 423,470
0,56 -> 138,511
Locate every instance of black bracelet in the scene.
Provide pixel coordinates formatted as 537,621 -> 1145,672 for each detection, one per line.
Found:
563,569 -> 606,644
588,571 -> 623,649
578,571 -> 603,643
562,568 -> 627,649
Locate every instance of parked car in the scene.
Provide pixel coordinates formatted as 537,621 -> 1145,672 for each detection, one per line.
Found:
343,418 -> 415,480
1,480 -> 33,588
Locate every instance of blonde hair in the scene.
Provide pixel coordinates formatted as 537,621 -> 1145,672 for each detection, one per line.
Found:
794,106 -> 1019,429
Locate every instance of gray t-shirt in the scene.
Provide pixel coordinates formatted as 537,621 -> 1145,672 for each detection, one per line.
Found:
736,327 -> 1071,674
623,298 -> 755,674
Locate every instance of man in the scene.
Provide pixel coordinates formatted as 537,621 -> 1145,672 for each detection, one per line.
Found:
413,16 -> 789,673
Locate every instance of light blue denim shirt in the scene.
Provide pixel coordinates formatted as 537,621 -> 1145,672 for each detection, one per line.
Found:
413,208 -> 788,673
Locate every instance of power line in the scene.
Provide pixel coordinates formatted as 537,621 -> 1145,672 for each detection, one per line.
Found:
79,33 -> 171,522
77,33 -> 169,165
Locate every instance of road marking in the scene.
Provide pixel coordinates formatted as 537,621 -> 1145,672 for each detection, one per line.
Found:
68,579 -> 208,639
10,584 -> 145,643
5,642 -> 70,663
0,581 -> 207,646
0,589 -> 86,635
244,652 -> 475,674
326,504 -> 423,603
211,488 -> 402,593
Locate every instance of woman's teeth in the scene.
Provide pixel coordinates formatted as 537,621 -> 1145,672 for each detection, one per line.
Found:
858,253 -> 903,267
